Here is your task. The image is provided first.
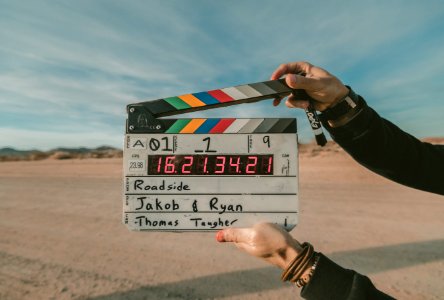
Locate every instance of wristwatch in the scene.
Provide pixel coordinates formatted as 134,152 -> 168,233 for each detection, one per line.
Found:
321,87 -> 361,121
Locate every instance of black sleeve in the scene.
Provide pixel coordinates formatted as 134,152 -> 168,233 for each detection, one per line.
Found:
320,95 -> 444,195
301,254 -> 394,300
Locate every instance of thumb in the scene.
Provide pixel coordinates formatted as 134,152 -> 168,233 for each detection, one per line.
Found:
216,228 -> 251,243
285,73 -> 318,91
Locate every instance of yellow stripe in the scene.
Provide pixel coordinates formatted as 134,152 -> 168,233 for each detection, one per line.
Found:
180,119 -> 207,133
178,94 -> 206,107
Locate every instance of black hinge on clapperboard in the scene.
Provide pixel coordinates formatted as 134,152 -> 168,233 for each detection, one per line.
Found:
126,79 -> 327,146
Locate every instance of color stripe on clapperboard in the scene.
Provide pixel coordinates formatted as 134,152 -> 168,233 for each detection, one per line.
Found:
147,80 -> 292,116
164,118 -> 296,133
146,80 -> 296,133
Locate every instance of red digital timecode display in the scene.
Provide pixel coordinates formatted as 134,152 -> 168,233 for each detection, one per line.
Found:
147,154 -> 273,175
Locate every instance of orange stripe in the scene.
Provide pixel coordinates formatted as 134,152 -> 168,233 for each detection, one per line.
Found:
178,94 -> 206,107
180,118 -> 206,133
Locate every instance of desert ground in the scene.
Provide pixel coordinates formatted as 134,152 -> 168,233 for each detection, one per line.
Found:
0,145 -> 443,300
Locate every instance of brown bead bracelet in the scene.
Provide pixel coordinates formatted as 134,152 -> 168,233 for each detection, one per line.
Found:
296,253 -> 320,288
281,242 -> 315,285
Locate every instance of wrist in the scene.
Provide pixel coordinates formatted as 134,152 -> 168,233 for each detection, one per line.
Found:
277,242 -> 302,269
281,242 -> 316,286
329,84 -> 349,108
320,87 -> 363,127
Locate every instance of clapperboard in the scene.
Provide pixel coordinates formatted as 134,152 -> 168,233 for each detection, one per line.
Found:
123,79 -> 322,231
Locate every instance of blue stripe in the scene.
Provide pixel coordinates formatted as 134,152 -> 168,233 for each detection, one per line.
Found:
193,92 -> 220,105
195,118 -> 221,133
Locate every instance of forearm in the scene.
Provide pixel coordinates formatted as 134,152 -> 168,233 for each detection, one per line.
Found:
320,93 -> 444,195
277,243 -> 393,298
301,254 -> 394,300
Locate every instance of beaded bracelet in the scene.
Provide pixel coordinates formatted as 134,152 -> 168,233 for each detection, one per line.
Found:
281,243 -> 314,284
296,253 -> 320,288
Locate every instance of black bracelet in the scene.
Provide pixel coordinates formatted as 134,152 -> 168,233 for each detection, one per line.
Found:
321,87 -> 361,121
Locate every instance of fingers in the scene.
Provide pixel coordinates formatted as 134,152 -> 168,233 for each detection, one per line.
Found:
273,98 -> 281,107
270,62 -> 321,101
216,227 -> 252,243
270,61 -> 313,80
273,94 -> 309,109
273,97 -> 282,106
285,73 -> 320,91
286,98 -> 309,109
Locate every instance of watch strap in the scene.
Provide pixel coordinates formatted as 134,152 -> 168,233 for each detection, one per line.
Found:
321,87 -> 361,120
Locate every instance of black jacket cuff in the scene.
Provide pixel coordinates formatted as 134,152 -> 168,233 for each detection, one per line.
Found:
300,253 -> 394,300
300,253 -> 355,299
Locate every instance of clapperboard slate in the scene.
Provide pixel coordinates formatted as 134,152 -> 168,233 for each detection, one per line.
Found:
123,79 -> 301,231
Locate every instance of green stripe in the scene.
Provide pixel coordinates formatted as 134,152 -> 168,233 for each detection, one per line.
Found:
164,97 -> 191,110
165,119 -> 192,133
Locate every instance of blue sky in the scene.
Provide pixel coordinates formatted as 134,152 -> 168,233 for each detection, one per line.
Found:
1,0 -> 443,150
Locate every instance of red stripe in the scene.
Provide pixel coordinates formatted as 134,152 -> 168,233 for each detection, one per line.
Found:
208,89 -> 234,103
209,118 -> 236,133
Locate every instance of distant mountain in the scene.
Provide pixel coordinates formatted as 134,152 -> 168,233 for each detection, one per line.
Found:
49,146 -> 119,153
0,147 -> 19,155
0,146 -> 122,162
0,147 -> 43,156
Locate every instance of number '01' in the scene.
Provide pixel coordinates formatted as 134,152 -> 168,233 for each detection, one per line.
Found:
149,137 -> 173,152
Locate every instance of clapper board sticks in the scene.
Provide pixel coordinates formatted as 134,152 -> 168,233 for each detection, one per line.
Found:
123,79 -> 322,231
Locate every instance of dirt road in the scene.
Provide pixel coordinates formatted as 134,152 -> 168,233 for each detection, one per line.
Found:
0,153 -> 443,299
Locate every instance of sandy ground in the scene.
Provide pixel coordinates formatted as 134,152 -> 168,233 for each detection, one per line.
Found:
0,151 -> 443,300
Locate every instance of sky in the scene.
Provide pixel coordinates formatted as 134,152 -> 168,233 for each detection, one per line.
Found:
1,0 -> 443,150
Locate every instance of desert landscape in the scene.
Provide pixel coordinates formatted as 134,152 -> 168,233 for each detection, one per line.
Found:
0,142 -> 443,300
